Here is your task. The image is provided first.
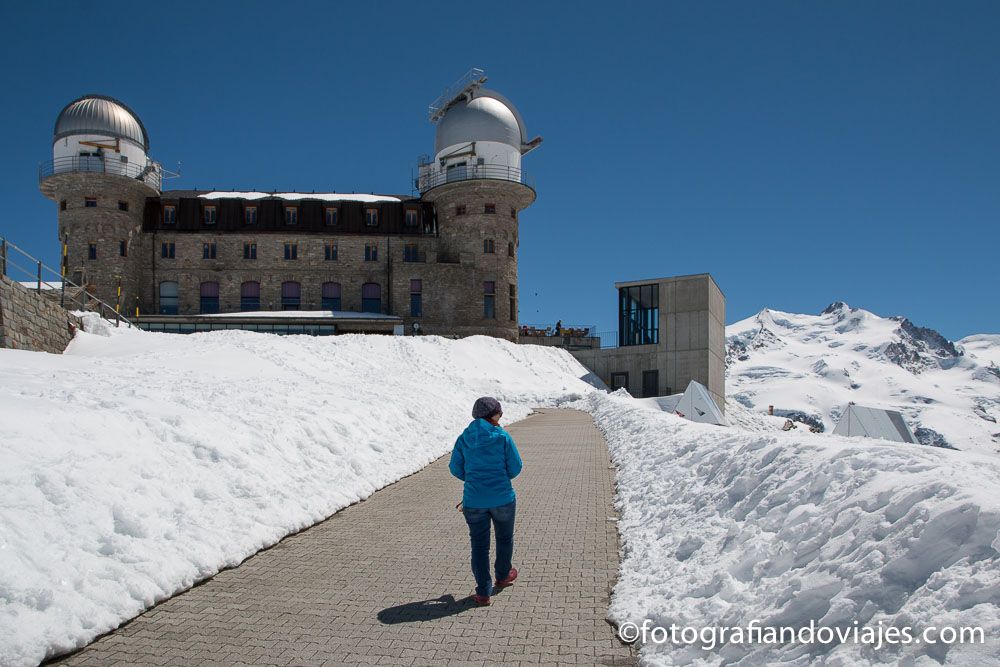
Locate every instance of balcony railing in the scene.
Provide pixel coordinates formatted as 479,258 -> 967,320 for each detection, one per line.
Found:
39,156 -> 162,190
416,164 -> 532,194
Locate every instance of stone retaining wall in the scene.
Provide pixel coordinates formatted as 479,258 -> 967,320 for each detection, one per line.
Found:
0,276 -> 80,353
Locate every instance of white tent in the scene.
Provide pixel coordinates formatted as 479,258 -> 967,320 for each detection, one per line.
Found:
674,380 -> 728,426
833,404 -> 916,443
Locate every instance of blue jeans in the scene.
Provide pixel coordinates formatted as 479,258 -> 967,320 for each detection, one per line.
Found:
462,500 -> 516,597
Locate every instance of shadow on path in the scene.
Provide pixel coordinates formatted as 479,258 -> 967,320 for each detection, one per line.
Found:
377,594 -> 475,624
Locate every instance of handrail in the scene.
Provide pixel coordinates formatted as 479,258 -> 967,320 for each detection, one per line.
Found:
0,235 -> 135,328
416,164 -> 532,194
39,156 -> 162,190
520,323 -> 597,338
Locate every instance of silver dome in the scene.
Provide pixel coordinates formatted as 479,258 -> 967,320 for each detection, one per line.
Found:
54,94 -> 149,151
434,89 -> 528,155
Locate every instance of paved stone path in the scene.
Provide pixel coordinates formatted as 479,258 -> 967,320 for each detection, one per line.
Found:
54,409 -> 635,666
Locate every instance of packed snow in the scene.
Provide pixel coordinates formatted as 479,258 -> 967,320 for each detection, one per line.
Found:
205,310 -> 399,320
585,390 -> 1000,665
197,191 -> 401,203
726,303 -> 1000,454
0,323 -> 593,665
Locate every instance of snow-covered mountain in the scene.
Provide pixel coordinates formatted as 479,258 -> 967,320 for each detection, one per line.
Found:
726,302 -> 1000,454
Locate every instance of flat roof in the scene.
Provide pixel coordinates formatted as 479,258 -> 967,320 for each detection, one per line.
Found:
615,273 -> 724,296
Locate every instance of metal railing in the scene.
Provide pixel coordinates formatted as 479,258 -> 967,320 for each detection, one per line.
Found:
597,331 -> 619,349
416,164 -> 532,194
0,236 -> 135,328
520,323 -> 597,338
428,67 -> 487,121
39,156 -> 162,190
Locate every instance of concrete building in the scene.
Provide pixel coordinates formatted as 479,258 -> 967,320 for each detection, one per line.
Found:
38,70 -> 541,341
527,274 -> 726,410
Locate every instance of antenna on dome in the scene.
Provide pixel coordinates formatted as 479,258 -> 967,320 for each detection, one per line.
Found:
428,67 -> 487,123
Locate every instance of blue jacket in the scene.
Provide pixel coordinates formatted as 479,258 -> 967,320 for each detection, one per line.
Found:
449,419 -> 523,509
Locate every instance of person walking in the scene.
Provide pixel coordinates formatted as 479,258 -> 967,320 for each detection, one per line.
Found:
449,396 -> 523,606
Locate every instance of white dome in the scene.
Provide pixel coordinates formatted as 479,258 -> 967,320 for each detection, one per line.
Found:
435,90 -> 526,155
54,94 -> 149,151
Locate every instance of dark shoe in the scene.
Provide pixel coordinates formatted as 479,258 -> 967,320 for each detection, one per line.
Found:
495,567 -> 518,588
470,594 -> 491,606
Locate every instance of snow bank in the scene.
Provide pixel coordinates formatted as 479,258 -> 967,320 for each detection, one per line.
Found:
0,328 -> 594,665
585,391 -> 1000,665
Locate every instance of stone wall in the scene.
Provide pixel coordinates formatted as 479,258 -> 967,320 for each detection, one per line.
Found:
0,276 -> 80,353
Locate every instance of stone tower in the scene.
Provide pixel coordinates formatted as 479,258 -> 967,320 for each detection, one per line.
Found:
39,95 -> 162,316
416,71 -> 542,341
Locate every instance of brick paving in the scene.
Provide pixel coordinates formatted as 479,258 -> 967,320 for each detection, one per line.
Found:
53,409 -> 635,666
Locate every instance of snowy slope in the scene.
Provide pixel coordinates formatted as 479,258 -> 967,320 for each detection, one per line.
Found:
0,323 -> 595,666
586,390 -> 1000,666
726,303 -> 1000,454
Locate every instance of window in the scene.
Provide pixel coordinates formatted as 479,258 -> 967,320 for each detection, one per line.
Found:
284,243 -> 298,260
88,243 -> 97,260
118,200 -> 129,212
324,242 -> 338,261
243,242 -> 257,260
163,205 -> 176,224
159,281 -> 179,315
509,284 -> 516,322
405,209 -> 418,227
510,207 -> 517,219
321,282 -> 342,311
161,242 -> 175,259
365,208 -> 379,226
619,283 -> 660,346
484,203 -> 496,214
84,197 -> 97,208
483,281 -> 496,319
200,281 -> 220,314
403,243 -> 420,262
281,281 -> 301,310
364,243 -> 378,261
611,372 -> 629,391
60,200 -> 67,211
455,204 -> 467,216
361,283 -> 381,313
285,206 -> 298,225
484,239 -> 495,254
240,281 -> 260,311
119,240 -> 127,257
642,370 -> 659,398
409,279 -> 422,317
202,242 -> 217,260
245,206 -> 257,225
203,206 -> 217,225
508,241 -> 515,257
325,207 -> 338,226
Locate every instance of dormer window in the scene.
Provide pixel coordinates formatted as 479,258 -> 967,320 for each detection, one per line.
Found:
245,206 -> 257,225
285,206 -> 298,225
325,207 -> 338,226
365,208 -> 379,226
405,209 -> 418,227
203,205 -> 217,225
163,205 -> 176,224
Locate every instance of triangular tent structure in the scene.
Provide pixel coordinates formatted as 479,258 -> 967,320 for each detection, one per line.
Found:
833,404 -> 916,443
674,380 -> 728,426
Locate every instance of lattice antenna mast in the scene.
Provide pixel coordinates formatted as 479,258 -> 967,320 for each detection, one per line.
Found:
428,68 -> 487,123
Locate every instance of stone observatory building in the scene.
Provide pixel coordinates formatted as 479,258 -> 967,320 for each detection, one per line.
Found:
39,70 -> 541,341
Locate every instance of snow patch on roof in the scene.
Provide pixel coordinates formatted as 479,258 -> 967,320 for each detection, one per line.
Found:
197,192 -> 402,203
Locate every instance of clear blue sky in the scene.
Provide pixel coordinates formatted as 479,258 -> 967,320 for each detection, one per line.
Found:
1,1 -> 997,340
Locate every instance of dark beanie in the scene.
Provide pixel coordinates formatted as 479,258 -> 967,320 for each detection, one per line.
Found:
472,396 -> 502,420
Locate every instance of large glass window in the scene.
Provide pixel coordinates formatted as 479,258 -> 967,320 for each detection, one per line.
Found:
322,282 -> 342,311
159,281 -> 179,315
241,281 -> 260,311
361,282 -> 381,313
619,283 -> 659,346
200,281 -> 220,314
281,281 -> 301,310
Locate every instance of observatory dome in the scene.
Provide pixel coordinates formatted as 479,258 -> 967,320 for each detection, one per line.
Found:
435,90 -> 526,155
54,94 -> 149,151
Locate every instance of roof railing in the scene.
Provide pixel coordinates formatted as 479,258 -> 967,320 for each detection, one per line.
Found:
39,156 -> 164,190
428,67 -> 487,122
415,163 -> 532,194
